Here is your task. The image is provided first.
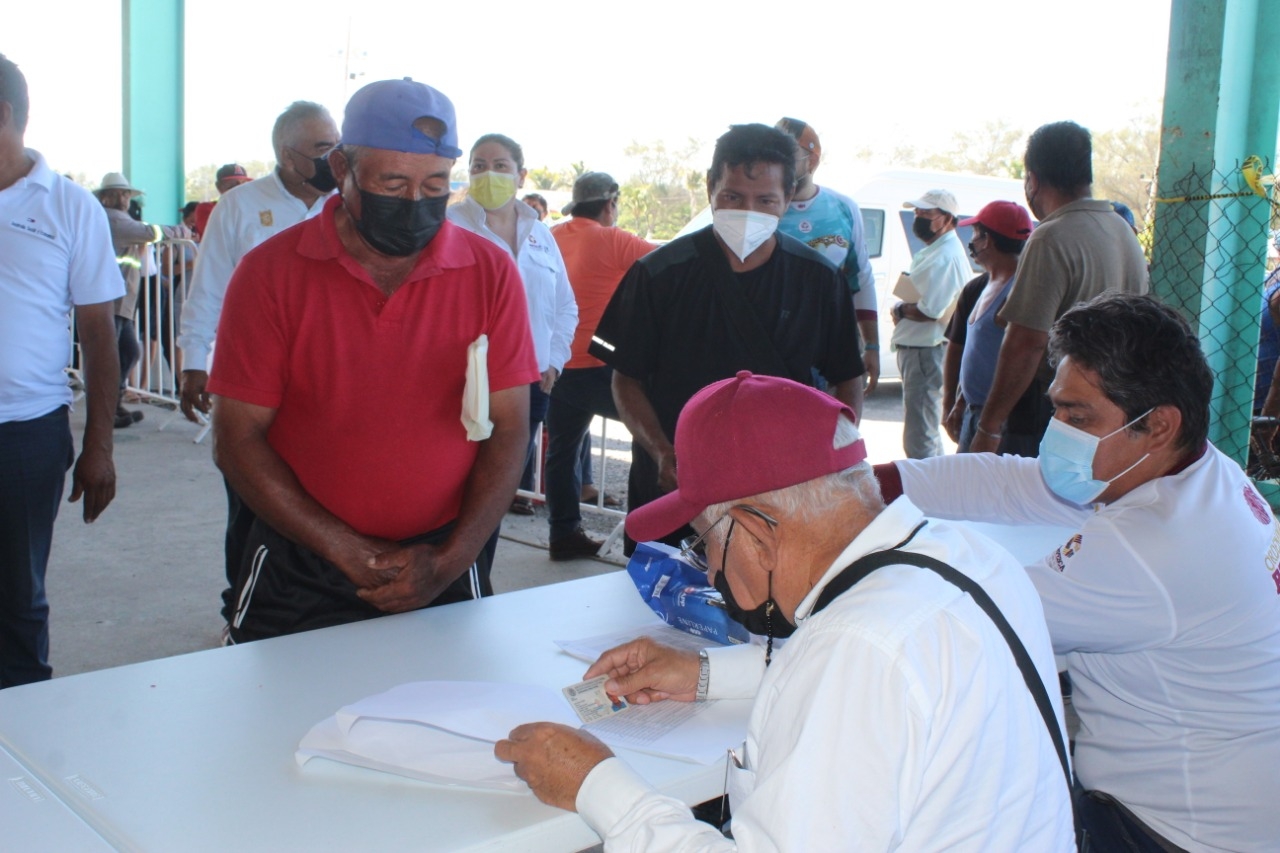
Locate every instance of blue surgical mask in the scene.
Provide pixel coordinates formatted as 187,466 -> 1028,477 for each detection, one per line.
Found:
1038,408 -> 1154,504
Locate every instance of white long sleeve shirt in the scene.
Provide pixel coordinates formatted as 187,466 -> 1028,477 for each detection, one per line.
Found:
576,497 -> 1074,852
448,197 -> 577,374
893,448 -> 1280,853
177,171 -> 331,370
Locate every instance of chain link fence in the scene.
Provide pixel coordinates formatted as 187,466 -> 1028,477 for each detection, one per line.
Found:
1148,157 -> 1278,493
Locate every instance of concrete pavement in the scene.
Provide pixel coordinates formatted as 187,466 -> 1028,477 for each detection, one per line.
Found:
41,381 -> 923,679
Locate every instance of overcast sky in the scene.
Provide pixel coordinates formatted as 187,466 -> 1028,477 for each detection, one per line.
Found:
12,0 -> 1172,191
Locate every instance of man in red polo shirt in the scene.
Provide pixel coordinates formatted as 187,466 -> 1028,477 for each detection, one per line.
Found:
208,79 -> 538,642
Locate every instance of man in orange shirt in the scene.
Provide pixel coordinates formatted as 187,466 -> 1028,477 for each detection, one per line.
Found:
546,172 -> 656,559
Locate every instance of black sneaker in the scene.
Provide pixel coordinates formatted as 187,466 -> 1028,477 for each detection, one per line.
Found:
549,528 -> 604,561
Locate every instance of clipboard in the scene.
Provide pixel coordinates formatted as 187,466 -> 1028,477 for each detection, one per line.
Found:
892,272 -> 920,302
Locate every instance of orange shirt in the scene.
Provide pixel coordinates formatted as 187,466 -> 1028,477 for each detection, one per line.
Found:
550,217 -> 656,368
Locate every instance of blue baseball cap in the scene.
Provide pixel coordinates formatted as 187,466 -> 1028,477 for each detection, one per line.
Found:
341,78 -> 462,158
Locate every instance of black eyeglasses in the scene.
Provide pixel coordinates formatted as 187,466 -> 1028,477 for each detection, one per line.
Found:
678,506 -> 779,572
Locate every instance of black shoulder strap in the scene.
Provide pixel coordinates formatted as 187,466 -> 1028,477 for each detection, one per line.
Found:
812,545 -> 1072,794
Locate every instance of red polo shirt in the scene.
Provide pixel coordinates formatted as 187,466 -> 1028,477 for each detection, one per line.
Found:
208,195 -> 539,540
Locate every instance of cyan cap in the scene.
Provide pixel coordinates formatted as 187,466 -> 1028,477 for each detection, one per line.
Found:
341,78 -> 462,158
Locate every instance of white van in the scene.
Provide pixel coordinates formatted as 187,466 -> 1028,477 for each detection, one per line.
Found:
855,169 -> 1027,381
676,168 -> 1027,381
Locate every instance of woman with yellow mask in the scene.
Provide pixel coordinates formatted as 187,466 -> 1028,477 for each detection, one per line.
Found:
448,134 -> 579,517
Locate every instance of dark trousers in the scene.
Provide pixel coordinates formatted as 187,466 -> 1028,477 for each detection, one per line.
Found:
518,381 -> 551,492
0,407 -> 73,687
114,315 -> 140,394
228,518 -> 493,643
1076,789 -> 1187,852
545,367 -> 618,542
219,477 -> 259,624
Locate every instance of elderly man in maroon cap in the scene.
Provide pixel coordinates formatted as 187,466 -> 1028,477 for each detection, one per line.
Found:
496,371 -> 1073,851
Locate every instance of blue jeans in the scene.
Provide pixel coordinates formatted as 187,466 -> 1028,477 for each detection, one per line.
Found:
0,406 -> 73,687
546,367 -> 618,542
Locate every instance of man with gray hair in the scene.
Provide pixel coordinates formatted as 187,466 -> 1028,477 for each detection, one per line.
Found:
177,100 -> 339,632
497,371 -> 1073,851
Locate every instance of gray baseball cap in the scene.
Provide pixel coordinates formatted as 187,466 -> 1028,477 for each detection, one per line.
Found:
563,172 -> 619,215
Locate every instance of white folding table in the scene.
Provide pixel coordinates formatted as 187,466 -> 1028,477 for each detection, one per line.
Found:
0,572 -> 749,853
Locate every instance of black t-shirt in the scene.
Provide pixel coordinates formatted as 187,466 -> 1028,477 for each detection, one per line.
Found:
590,226 -> 863,521
591,226 -> 863,437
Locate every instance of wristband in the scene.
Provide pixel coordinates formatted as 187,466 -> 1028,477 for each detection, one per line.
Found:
696,649 -> 710,702
864,343 -> 880,352
976,424 -> 1003,440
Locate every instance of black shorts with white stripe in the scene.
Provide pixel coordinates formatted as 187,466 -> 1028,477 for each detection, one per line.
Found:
228,517 -> 491,644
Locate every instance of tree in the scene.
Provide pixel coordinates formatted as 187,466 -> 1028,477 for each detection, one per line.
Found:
184,160 -> 273,203
526,167 -> 572,190
1092,107 -> 1161,230
918,119 -> 1025,179
616,139 -> 705,239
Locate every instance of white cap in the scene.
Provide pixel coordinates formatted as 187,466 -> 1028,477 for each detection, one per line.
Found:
904,189 -> 958,216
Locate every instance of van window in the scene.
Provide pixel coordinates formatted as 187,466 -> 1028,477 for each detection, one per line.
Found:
861,208 -> 884,259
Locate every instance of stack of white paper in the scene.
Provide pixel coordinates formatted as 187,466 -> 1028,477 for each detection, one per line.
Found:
297,678 -> 745,790
297,681 -> 578,792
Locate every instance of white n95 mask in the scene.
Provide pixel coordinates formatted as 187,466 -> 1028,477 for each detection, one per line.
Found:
712,209 -> 779,262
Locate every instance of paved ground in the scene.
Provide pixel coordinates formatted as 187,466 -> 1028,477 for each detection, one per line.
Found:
43,380 -> 930,678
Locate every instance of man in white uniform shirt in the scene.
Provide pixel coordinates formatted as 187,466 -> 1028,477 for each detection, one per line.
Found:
890,189 -> 970,458
0,54 -> 122,686
877,293 -> 1280,852
497,371 -> 1074,852
177,99 -> 339,631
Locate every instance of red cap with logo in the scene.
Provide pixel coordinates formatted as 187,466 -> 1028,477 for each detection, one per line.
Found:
625,371 -> 867,543
958,200 -> 1034,241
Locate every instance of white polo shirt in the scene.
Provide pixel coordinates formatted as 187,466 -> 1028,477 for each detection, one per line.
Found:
0,149 -> 123,423
178,171 -> 331,371
448,197 -> 577,374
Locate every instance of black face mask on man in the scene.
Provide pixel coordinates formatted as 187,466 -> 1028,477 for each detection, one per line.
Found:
710,519 -> 797,641
351,190 -> 448,257
911,215 -> 937,241
305,155 -> 338,193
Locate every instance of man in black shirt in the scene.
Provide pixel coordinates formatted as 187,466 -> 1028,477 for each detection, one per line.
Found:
590,123 -> 864,551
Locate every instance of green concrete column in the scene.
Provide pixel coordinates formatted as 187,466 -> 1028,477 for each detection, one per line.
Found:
122,0 -> 184,223
1151,0 -> 1280,468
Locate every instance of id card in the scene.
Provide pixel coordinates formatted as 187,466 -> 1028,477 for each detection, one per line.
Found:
562,675 -> 629,724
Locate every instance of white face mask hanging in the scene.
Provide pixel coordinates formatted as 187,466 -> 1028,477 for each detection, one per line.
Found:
712,209 -> 779,262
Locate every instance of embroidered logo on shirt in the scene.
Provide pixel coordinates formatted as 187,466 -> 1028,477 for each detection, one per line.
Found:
1243,484 -> 1273,525
9,218 -> 55,241
1048,533 -> 1083,572
259,210 -> 273,227
798,219 -> 812,233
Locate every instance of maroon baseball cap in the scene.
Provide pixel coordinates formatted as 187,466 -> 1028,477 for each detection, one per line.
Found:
958,200 -> 1034,241
215,163 -> 251,185
625,372 -> 868,543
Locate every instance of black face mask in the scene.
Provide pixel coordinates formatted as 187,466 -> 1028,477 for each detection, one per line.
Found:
911,216 -> 936,241
305,155 -> 338,193
352,190 -> 448,257
711,520 -> 797,640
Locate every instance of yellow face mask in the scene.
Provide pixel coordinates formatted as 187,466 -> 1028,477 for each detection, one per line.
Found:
469,170 -> 518,210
